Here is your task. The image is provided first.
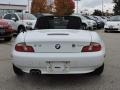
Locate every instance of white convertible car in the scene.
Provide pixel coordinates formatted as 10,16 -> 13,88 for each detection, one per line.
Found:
12,16 -> 105,76
104,15 -> 120,32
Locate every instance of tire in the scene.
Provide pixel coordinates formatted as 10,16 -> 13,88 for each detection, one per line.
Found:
17,26 -> 26,34
4,37 -> 12,41
104,30 -> 109,33
81,24 -> 87,30
13,64 -> 24,76
89,27 -> 94,31
93,64 -> 104,75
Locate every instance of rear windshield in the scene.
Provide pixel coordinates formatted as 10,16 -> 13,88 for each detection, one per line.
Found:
35,16 -> 82,29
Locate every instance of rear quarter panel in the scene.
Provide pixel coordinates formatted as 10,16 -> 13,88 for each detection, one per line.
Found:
90,31 -> 105,54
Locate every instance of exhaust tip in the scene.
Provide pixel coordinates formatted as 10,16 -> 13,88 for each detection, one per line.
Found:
30,69 -> 41,75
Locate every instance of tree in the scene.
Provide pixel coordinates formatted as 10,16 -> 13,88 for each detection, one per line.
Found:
54,0 -> 75,16
31,0 -> 48,14
113,0 -> 120,15
92,9 -> 102,16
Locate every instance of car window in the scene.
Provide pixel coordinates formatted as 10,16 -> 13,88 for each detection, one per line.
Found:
80,15 -> 87,20
35,16 -> 82,29
85,16 -> 90,19
11,14 -> 19,21
89,16 -> 96,20
17,13 -> 36,20
4,14 -> 11,19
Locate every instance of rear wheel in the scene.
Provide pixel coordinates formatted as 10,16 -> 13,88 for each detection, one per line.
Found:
17,26 -> 26,34
104,30 -> 109,33
13,64 -> 24,76
93,64 -> 104,75
89,27 -> 94,30
81,24 -> 87,30
4,37 -> 12,41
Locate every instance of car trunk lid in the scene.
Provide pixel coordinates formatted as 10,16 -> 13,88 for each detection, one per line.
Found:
25,29 -> 92,53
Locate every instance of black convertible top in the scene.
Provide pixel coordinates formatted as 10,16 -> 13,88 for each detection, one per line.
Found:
35,15 -> 82,29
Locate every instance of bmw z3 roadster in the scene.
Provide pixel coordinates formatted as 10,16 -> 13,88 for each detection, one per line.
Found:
12,15 -> 105,76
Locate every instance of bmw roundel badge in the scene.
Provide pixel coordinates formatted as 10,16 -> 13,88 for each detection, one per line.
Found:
55,44 -> 61,49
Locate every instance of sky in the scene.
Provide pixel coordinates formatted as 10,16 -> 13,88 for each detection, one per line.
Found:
75,0 -> 114,13
0,0 -> 28,5
0,0 -> 114,13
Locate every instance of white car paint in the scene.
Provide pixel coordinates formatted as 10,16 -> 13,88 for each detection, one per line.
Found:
3,13 -> 37,32
82,19 -> 97,29
4,19 -> 17,31
104,16 -> 120,32
12,29 -> 105,74
75,14 -> 97,30
105,21 -> 120,31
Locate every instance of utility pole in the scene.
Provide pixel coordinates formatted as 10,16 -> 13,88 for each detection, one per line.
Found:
49,0 -> 52,13
8,0 -> 11,13
75,0 -> 80,14
9,0 -> 11,5
28,0 -> 30,13
102,0 -> 103,16
77,0 -> 79,14
28,0 -> 32,13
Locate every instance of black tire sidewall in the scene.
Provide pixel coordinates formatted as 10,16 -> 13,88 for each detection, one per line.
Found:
81,24 -> 87,30
13,64 -> 24,76
4,37 -> 12,41
93,63 -> 104,75
18,26 -> 26,34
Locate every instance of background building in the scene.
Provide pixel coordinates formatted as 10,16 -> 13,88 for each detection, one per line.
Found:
0,4 -> 27,18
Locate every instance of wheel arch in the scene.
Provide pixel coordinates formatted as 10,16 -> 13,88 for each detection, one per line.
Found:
18,25 -> 25,30
17,25 -> 26,33
81,23 -> 87,26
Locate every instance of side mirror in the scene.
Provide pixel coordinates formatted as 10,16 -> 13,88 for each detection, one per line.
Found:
11,17 -> 17,22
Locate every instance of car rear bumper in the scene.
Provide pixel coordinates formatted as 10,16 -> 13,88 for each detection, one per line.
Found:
105,28 -> 120,31
12,51 -> 105,74
0,32 -> 13,38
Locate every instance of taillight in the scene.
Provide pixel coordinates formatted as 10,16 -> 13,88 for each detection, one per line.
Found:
81,42 -> 101,52
15,43 -> 34,52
